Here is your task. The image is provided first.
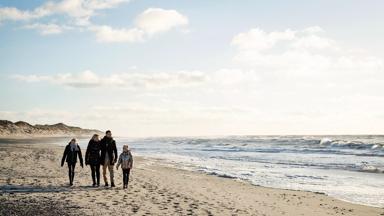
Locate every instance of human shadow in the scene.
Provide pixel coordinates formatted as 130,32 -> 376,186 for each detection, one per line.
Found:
0,184 -> 106,194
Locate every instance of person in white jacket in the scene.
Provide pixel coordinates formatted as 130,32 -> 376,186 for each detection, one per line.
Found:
116,145 -> 133,189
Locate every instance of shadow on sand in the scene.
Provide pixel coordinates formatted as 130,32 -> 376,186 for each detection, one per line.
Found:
0,184 -> 106,194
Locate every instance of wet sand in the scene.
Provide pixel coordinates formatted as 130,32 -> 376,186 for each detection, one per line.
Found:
0,142 -> 383,216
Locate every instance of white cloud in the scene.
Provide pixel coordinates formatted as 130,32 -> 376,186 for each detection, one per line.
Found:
0,6 -> 48,22
11,67 -> 264,92
0,0 -> 128,25
231,26 -> 383,77
231,26 -> 333,52
89,25 -> 145,43
12,70 -> 102,87
42,0 -> 128,26
89,8 -> 189,43
224,26 -> 384,135
12,70 -> 208,89
23,23 -> 73,35
231,28 -> 295,51
1,1 -> 189,43
292,34 -> 334,50
302,26 -> 324,34
135,8 -> 188,35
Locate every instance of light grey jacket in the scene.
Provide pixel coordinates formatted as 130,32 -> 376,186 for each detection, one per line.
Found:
116,151 -> 133,169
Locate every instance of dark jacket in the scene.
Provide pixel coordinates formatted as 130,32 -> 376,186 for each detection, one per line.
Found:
100,136 -> 117,165
85,139 -> 101,166
61,143 -> 83,166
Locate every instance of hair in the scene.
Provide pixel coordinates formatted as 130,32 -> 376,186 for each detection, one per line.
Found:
92,134 -> 99,140
123,145 -> 129,151
71,138 -> 76,143
106,130 -> 111,134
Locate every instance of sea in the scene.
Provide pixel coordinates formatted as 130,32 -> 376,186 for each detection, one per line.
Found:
12,135 -> 384,207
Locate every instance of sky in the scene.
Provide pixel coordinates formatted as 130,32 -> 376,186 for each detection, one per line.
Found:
1,0 -> 384,137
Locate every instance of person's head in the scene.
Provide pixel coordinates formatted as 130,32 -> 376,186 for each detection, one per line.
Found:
123,145 -> 129,152
92,134 -> 99,141
106,130 -> 112,138
70,138 -> 76,144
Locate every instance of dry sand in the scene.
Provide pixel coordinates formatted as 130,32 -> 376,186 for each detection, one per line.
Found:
0,142 -> 383,216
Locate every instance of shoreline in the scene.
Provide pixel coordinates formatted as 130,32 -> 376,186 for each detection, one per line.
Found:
0,142 -> 383,215
136,155 -> 384,209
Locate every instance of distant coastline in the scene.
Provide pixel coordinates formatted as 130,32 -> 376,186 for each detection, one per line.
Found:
0,120 -> 102,138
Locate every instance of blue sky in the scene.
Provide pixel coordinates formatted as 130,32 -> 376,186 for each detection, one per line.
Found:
1,0 -> 384,136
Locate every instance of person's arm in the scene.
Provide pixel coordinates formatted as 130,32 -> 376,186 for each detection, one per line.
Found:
129,151 -> 133,169
116,154 -> 122,169
99,141 -> 105,164
78,145 -> 84,168
113,141 -> 118,163
85,141 -> 90,165
61,146 -> 68,167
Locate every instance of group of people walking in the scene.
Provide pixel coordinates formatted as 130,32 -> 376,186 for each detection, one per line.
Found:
61,130 -> 133,189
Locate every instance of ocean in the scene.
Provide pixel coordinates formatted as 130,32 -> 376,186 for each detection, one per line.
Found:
26,135 -> 384,207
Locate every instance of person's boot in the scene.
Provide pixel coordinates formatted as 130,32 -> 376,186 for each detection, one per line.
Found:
71,172 -> 75,185
111,182 -> 115,187
69,173 -> 73,186
105,182 -> 109,187
68,173 -> 72,186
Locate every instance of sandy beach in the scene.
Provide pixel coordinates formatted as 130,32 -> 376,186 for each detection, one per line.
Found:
0,142 -> 383,216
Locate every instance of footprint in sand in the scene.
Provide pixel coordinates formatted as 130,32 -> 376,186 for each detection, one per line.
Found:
189,203 -> 199,209
132,205 -> 139,213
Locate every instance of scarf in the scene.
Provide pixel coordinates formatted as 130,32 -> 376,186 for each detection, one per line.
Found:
70,143 -> 79,151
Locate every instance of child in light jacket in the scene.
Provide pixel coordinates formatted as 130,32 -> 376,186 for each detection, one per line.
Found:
116,145 -> 133,189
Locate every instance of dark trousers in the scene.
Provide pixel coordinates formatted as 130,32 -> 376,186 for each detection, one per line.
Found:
122,168 -> 131,186
90,164 -> 100,185
67,163 -> 76,184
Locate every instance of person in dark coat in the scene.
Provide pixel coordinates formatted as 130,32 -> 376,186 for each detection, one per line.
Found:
61,138 -> 83,186
100,130 -> 117,187
85,134 -> 101,187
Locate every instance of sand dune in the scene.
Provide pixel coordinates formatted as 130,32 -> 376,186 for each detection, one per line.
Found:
0,120 -> 102,138
0,142 -> 383,216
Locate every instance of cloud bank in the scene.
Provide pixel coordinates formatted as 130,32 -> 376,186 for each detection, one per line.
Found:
0,0 -> 188,43
89,8 -> 189,43
0,0 -> 128,24
231,26 -> 383,76
12,70 -> 207,89
4,24 -> 384,135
